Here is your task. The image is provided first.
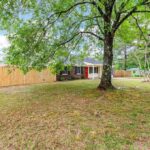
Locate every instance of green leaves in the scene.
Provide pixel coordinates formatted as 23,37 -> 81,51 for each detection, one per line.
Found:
3,0 -> 150,73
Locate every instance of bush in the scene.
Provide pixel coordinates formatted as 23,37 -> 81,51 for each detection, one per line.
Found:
67,76 -> 72,80
60,76 -> 65,81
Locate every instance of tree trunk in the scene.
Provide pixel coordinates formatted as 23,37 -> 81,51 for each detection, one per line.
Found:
97,5 -> 115,90
98,33 -> 115,90
124,45 -> 127,70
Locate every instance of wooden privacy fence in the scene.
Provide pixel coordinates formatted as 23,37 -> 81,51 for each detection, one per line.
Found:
0,66 -> 56,87
113,70 -> 131,77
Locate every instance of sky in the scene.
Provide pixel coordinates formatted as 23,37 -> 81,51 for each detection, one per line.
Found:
0,13 -> 32,63
0,34 -> 10,63
0,35 -> 10,49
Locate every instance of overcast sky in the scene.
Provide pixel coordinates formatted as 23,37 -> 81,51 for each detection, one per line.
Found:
0,34 -> 10,63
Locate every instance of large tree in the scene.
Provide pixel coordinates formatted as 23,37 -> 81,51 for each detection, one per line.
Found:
6,0 -> 150,90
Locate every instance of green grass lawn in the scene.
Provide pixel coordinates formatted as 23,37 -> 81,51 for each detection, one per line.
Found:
0,79 -> 149,150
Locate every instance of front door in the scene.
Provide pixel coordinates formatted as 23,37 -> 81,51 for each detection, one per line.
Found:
85,67 -> 88,79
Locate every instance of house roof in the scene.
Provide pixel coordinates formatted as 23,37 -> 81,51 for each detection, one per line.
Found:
84,57 -> 102,65
74,57 -> 102,66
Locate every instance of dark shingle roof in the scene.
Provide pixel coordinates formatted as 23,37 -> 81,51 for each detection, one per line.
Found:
84,57 -> 102,65
62,57 -> 102,66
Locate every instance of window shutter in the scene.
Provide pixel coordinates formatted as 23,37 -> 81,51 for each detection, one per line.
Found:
81,67 -> 83,74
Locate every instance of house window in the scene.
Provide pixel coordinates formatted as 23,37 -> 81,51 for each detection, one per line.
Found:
94,67 -> 98,73
89,67 -> 98,74
75,66 -> 81,74
89,67 -> 93,74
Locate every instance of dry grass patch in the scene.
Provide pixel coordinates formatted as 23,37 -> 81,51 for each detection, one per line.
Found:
0,79 -> 149,149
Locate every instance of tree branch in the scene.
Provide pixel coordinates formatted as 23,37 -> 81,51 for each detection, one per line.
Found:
114,7 -> 136,32
57,30 -> 104,47
131,15 -> 148,42
67,15 -> 102,31
112,0 -> 150,33
95,17 -> 104,34
54,1 -> 94,15
58,33 -> 80,46
109,0 -> 116,15
80,31 -> 104,40
92,1 -> 105,17
47,1 -> 104,21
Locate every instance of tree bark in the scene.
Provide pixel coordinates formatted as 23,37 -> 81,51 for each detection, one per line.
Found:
98,33 -> 115,90
97,4 -> 115,90
124,45 -> 127,70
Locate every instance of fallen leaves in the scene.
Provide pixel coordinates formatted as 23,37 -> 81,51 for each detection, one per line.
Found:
0,79 -> 149,149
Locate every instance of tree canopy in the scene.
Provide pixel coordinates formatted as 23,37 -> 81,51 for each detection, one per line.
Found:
3,0 -> 150,89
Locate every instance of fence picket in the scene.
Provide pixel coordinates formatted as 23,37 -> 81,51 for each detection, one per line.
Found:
0,66 -> 56,87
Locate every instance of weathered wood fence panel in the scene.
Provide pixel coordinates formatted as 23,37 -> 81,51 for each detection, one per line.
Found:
114,70 -> 131,77
0,66 -> 56,87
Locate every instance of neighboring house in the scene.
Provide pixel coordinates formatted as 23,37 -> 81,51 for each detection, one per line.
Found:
56,58 -> 103,81
127,68 -> 142,77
